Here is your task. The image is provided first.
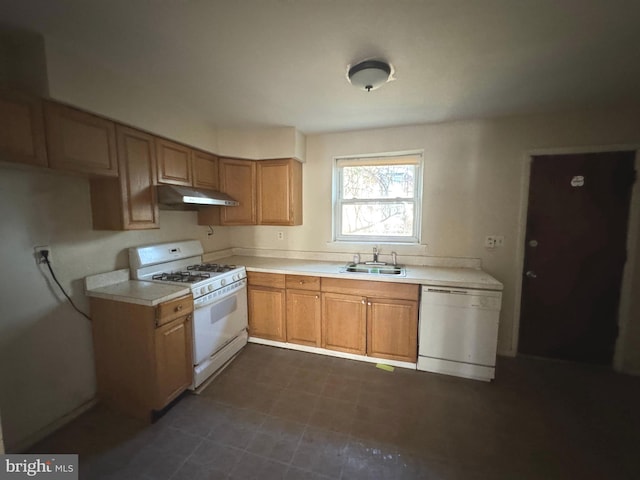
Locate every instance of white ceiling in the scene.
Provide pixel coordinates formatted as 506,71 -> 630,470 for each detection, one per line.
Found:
2,0 -> 640,134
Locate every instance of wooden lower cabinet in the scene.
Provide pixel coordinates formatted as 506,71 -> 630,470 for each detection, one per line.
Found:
286,289 -> 321,347
367,298 -> 418,363
90,295 -> 193,421
248,286 -> 286,341
321,292 -> 367,355
247,274 -> 419,363
154,316 -> 193,408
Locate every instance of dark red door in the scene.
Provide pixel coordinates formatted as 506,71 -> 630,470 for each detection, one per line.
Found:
519,151 -> 635,364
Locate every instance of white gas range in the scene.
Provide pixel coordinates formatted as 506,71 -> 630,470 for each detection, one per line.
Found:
129,240 -> 248,390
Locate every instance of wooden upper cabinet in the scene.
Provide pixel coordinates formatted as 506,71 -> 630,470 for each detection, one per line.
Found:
0,89 -> 47,167
192,150 -> 219,190
257,159 -> 302,226
219,158 -> 257,225
90,125 -> 159,230
44,101 -> 118,176
156,138 -> 192,186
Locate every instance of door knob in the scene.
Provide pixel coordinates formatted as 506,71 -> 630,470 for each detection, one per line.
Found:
525,270 -> 537,278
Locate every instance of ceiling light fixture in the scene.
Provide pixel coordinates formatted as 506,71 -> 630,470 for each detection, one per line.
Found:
347,60 -> 392,92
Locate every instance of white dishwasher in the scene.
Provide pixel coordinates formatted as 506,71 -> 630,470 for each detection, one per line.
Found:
417,286 -> 502,381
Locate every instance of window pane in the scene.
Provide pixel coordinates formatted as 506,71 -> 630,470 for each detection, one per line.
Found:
341,203 -> 414,236
342,165 -> 415,199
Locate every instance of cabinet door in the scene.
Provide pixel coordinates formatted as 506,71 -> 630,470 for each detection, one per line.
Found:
192,150 -> 219,190
367,298 -> 418,363
44,101 -> 118,176
91,125 -> 159,230
0,89 -> 47,166
257,159 -> 302,225
321,292 -> 366,355
156,138 -> 192,186
154,314 -> 193,409
248,286 -> 286,341
219,158 -> 257,225
286,289 -> 321,347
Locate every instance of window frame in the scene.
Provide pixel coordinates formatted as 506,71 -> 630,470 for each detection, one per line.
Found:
332,151 -> 423,244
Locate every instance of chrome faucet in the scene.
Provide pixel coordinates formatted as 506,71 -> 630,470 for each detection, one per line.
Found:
391,251 -> 397,266
372,247 -> 379,263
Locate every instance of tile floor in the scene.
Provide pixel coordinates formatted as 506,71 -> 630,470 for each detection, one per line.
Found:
30,344 -> 640,479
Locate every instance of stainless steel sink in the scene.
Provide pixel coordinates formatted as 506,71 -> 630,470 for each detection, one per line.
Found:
340,263 -> 406,276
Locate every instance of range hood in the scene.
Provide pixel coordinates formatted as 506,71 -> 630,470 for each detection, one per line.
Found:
157,185 -> 239,209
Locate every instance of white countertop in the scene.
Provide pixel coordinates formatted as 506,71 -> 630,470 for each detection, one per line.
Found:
85,280 -> 191,306
219,255 -> 503,291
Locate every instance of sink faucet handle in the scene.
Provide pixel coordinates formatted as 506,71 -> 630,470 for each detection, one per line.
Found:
372,246 -> 379,262
391,251 -> 397,266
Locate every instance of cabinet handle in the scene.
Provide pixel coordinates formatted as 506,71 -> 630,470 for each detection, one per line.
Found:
361,300 -> 366,304
175,304 -> 183,312
367,302 -> 372,306
315,295 -> 319,299
299,280 -> 304,285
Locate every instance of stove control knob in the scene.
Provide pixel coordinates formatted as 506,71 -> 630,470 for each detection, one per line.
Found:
221,279 -> 227,287
200,287 -> 206,295
208,284 -> 214,292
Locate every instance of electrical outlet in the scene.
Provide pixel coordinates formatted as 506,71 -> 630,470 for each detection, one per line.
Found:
277,231 -> 284,240
34,245 -> 52,265
484,236 -> 496,248
494,235 -> 505,247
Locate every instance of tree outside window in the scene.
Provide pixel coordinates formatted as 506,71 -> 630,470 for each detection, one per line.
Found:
334,153 -> 422,243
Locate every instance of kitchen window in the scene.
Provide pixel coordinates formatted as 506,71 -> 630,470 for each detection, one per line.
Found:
333,152 -> 423,244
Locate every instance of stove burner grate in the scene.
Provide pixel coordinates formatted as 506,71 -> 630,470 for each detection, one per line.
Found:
152,271 -> 211,283
187,263 -> 236,273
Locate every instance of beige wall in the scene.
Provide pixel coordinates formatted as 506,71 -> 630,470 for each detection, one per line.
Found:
230,107 -> 640,366
3,32 -> 639,453
0,35 -> 230,452
44,37 -> 219,153
217,126 -> 306,160
0,165 -> 230,451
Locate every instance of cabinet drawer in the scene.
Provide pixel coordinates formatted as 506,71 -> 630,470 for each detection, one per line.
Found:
321,278 -> 419,301
285,275 -> 320,291
156,295 -> 193,327
247,272 -> 285,289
